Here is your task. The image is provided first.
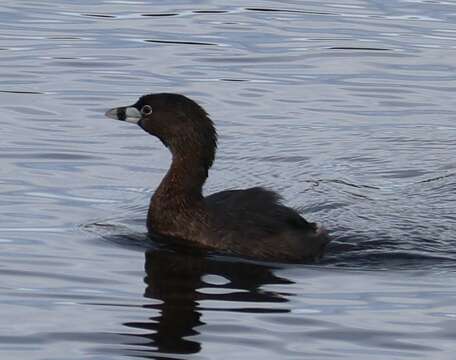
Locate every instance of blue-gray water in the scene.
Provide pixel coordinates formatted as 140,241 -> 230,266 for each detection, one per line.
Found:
1,0 -> 456,359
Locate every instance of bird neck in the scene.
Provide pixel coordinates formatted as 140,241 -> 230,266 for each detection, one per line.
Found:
151,154 -> 209,209
147,121 -> 217,237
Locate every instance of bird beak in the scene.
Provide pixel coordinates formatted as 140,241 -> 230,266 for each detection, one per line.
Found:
105,106 -> 142,124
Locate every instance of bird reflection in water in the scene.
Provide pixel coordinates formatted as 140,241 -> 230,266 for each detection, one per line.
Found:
122,248 -> 293,357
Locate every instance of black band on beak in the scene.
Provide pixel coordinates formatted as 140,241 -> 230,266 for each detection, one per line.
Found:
117,107 -> 126,121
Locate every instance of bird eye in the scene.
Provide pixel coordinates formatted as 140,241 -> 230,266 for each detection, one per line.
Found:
141,105 -> 153,115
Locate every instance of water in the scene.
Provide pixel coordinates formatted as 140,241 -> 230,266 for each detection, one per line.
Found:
1,0 -> 455,358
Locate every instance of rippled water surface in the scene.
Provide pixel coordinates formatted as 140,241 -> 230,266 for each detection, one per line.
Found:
1,0 -> 456,359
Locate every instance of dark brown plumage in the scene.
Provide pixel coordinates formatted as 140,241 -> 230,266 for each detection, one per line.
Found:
105,93 -> 330,262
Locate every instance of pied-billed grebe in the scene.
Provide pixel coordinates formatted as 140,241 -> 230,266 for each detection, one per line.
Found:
105,93 -> 330,262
